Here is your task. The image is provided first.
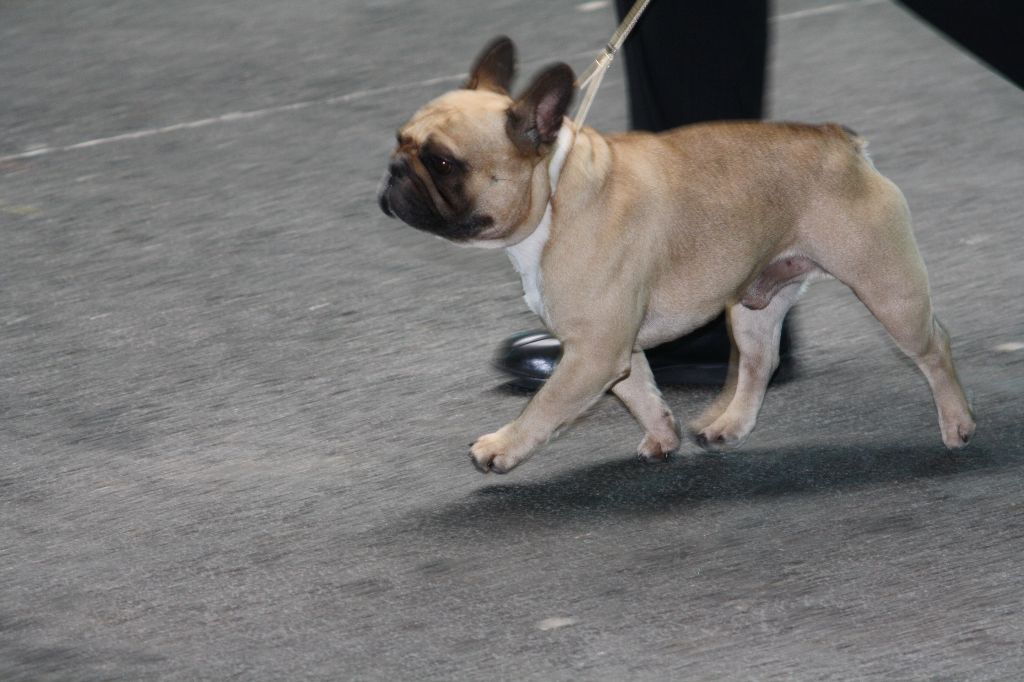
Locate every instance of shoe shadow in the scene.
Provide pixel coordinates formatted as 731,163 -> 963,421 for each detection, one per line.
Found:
489,380 -> 538,396
424,443 -> 1005,530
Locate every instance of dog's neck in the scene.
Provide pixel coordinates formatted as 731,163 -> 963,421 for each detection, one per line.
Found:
505,125 -> 575,321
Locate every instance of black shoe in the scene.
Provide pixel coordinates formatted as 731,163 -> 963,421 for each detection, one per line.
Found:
494,315 -> 794,390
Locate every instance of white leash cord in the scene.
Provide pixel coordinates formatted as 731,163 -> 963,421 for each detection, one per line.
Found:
572,0 -> 653,131
513,2 -> 652,316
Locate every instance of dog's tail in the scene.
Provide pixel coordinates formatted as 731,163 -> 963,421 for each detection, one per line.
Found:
828,123 -> 872,165
833,123 -> 869,156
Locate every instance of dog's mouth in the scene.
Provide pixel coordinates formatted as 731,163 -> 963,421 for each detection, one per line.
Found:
377,172 -> 396,217
378,170 -> 494,242
379,173 -> 445,232
378,190 -> 395,218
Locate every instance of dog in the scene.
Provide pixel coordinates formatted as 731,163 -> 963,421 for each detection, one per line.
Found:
378,36 -> 976,474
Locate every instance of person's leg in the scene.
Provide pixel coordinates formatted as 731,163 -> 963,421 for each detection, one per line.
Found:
616,0 -> 767,130
497,1 -> 786,389
616,0 -> 784,382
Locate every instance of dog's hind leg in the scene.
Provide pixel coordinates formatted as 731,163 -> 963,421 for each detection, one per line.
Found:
692,283 -> 805,450
687,342 -> 739,436
815,171 -> 975,449
834,249 -> 975,449
689,255 -> 818,437
612,351 -> 681,462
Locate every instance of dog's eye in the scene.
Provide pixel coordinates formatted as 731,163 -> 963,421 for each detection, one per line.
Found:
430,156 -> 455,176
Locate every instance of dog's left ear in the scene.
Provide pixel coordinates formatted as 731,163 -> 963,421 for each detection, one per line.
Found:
506,63 -> 576,154
465,36 -> 516,94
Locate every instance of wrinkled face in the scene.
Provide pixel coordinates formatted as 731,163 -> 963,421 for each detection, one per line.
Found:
378,36 -> 576,246
378,89 -> 534,244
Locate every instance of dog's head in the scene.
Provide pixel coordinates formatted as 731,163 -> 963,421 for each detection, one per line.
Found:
378,37 -> 575,245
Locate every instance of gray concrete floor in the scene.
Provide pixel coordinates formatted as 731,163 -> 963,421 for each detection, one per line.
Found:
2,0 -> 1023,679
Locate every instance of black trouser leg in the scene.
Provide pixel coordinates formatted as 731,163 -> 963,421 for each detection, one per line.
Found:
614,0 -> 768,130
614,0 -> 783,368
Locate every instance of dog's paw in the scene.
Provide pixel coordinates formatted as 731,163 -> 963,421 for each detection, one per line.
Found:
469,427 -> 529,474
940,414 -> 976,450
636,432 -> 679,463
693,430 -> 736,451
692,417 -> 752,452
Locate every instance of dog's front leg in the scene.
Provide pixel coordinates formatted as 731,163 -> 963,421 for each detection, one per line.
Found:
611,351 -> 680,462
470,342 -> 631,473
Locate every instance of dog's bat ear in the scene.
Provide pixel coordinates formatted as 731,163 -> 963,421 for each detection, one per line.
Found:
506,63 -> 576,154
465,36 -> 516,94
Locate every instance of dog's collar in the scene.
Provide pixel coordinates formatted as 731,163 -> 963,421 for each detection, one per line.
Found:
503,124 -> 575,321
547,124 -> 576,195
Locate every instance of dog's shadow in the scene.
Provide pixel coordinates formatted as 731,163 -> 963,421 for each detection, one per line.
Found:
423,442 -> 1006,530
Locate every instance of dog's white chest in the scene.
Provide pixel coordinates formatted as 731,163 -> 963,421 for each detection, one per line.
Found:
506,207 -> 551,320
503,126 -> 573,323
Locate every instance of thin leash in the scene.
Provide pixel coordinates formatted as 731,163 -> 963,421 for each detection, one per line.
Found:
571,0 -> 652,131
547,0 -> 651,197
509,1 -> 653,318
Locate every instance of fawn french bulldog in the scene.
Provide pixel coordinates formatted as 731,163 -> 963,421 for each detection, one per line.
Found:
378,37 -> 975,473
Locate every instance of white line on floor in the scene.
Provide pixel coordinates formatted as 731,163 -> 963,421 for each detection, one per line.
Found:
773,0 -> 885,22
0,0 -> 884,164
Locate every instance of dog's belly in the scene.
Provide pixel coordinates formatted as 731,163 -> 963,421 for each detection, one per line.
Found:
637,306 -> 722,349
638,274 -> 739,349
637,254 -> 828,349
